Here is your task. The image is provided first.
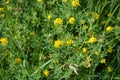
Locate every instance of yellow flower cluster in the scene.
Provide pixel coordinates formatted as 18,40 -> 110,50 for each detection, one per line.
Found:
43,69 -> 49,77
82,47 -> 87,53
5,0 -> 10,4
0,38 -> 8,46
100,58 -> 106,64
107,66 -> 112,72
66,39 -> 73,46
92,13 -> 99,19
69,17 -> 75,24
87,36 -> 97,43
71,0 -> 80,7
54,40 -> 63,48
62,0 -> 68,3
54,18 -> 63,26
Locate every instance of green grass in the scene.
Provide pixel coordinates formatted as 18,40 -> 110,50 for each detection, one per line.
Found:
0,0 -> 120,80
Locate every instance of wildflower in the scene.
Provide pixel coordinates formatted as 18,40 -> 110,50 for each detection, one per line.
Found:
107,13 -> 112,17
69,17 -> 75,24
54,40 -> 63,48
94,51 -> 99,55
107,66 -> 112,72
80,20 -> 85,25
62,0 -> 68,3
107,47 -> 112,53
66,39 -> 73,46
54,18 -> 63,26
87,36 -> 97,43
0,8 -> 4,12
83,24 -> 88,30
15,57 -> 22,64
106,26 -> 113,31
5,0 -> 9,4
92,13 -> 99,19
7,6 -> 12,11
0,38 -> 8,46
71,0 -> 80,7
100,58 -> 106,64
47,14 -> 52,20
43,69 -> 49,77
82,47 -> 87,53
0,14 -> 5,18
37,0 -> 42,3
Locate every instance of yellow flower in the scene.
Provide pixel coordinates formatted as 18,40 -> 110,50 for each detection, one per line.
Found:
69,17 -> 75,24
87,36 -> 97,43
0,8 -> 4,12
47,14 -> 52,20
106,26 -> 113,31
54,18 -> 63,26
92,13 -> 99,19
66,39 -> 73,46
94,51 -> 99,55
107,47 -> 112,53
15,57 -> 22,64
43,69 -> 49,77
37,0 -> 42,3
5,0 -> 9,4
82,47 -> 87,53
80,20 -> 85,25
71,0 -> 80,7
0,14 -> 5,18
107,66 -> 112,72
100,58 -> 106,64
0,38 -> 8,46
85,11 -> 90,16
54,40 -> 63,48
62,0 -> 68,2
7,6 -> 12,11
107,13 -> 112,17
83,24 -> 88,30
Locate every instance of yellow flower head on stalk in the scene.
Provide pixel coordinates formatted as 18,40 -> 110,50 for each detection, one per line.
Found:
47,14 -> 52,20
69,17 -> 75,24
5,0 -> 10,4
100,58 -> 106,64
82,47 -> 87,53
107,66 -> 112,72
106,26 -> 113,31
87,36 -> 97,43
66,39 -> 73,46
0,8 -> 4,12
107,47 -> 112,53
0,38 -> 8,46
92,13 -> 99,19
43,69 -> 49,77
37,0 -> 42,3
15,57 -> 22,64
54,18 -> 63,26
54,40 -> 63,48
71,0 -> 80,7
101,20 -> 106,25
